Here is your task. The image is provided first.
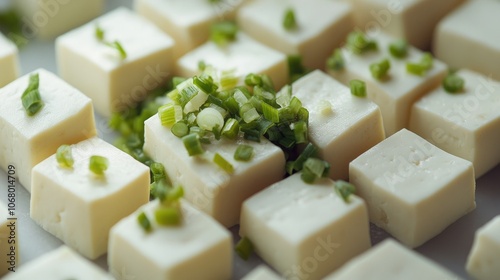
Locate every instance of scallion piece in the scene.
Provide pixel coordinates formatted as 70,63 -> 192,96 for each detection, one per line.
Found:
334,180 -> 356,203
95,25 -> 104,41
349,79 -> 366,97
235,236 -> 254,261
21,73 -> 44,116
369,58 -> 391,80
287,55 -> 307,82
301,157 -> 328,184
56,145 -> 74,168
406,52 -> 433,76
346,31 -> 378,55
293,120 -> 308,144
261,101 -> 280,123
95,25 -> 127,60
137,212 -> 152,232
210,21 -> 238,47
155,207 -> 182,226
213,153 -> 234,174
196,107 -> 224,132
221,118 -> 240,139
89,155 -> 109,176
388,39 -> 408,59
150,162 -> 167,183
182,133 -> 204,156
171,122 -> 189,138
165,185 -> 184,203
283,8 -> 297,30
158,103 -> 182,127
245,73 -> 262,87
442,73 -> 465,94
327,48 -> 344,71
234,145 -> 254,162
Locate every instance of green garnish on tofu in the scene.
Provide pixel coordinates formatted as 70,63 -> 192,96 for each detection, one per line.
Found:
334,180 -> 356,203
406,52 -> 433,76
327,48 -> 345,72
89,155 -> 109,176
349,79 -> 367,98
235,236 -> 254,260
283,8 -> 298,31
21,73 -> 44,116
94,25 -> 127,60
56,145 -> 74,168
346,31 -> 378,55
210,21 -> 238,47
389,39 -> 408,59
443,72 -> 465,94
370,58 -> 391,80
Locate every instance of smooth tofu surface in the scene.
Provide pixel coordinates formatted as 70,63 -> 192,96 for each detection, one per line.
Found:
410,69 -> 500,178
176,33 -> 288,90
108,199 -> 232,280
14,0 -> 103,39
349,0 -> 464,50
324,239 -> 462,280
466,215 -> 500,280
2,246 -> 113,280
434,0 -> 500,80
135,0 -> 245,57
241,265 -> 282,280
30,137 -> 150,259
349,129 -> 475,248
0,33 -> 20,88
329,32 -> 447,136
0,201 -> 17,277
144,115 -> 285,227
0,68 -> 96,190
57,7 -> 175,116
240,173 -> 371,280
237,0 -> 353,69
292,70 -> 385,180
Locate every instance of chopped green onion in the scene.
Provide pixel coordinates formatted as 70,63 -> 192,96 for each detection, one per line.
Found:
234,145 -> 254,162
89,155 -> 109,176
165,185 -> 184,203
369,58 -> 391,80
349,79 -> 366,97
240,104 -> 260,123
235,237 -> 254,260
420,53 -> 433,70
293,120 -> 308,144
158,103 -> 183,127
388,39 -> 408,59
155,207 -> 182,226
276,85 -> 292,108
288,55 -> 307,82
56,145 -> 74,168
318,100 -> 333,116
95,24 -> 104,41
443,73 -> 465,94
171,122 -> 189,138
288,143 -> 318,174
346,31 -> 378,55
137,212 -> 152,232
95,25 -> 127,60
197,107 -> 224,131
406,52 -> 433,76
334,180 -> 356,202
182,133 -> 204,156
213,153 -> 234,174
150,162 -> 167,183
172,76 -> 187,88
261,102 -> 280,123
301,157 -> 329,184
21,73 -> 44,116
221,118 -> 240,139
211,21 -> 238,47
194,76 -> 218,94
283,8 -> 297,30
245,73 -> 262,87
327,48 -> 344,71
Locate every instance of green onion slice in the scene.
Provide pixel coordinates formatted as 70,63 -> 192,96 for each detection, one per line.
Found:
89,155 -> 109,176
155,207 -> 182,226
210,21 -> 238,47
334,180 -> 356,203
235,236 -> 254,261
213,153 -> 234,174
327,48 -> 344,71
56,145 -> 74,168
21,73 -> 44,116
234,145 -> 254,162
349,79 -> 366,97
346,31 -> 378,55
443,73 -> 465,94
283,8 -> 297,30
388,39 -> 408,59
182,133 -> 204,156
137,212 -> 152,232
369,58 -> 391,80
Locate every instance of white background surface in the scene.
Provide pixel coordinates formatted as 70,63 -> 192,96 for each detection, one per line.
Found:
1,0 -> 499,279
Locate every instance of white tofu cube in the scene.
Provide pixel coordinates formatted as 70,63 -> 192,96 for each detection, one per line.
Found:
237,0 -> 353,70
349,129 -> 475,248
466,215 -> 500,280
14,0 -> 103,39
108,199 -> 232,280
143,115 -> 285,227
240,173 -> 371,280
348,0 -> 464,50
292,70 -> 385,180
57,7 -> 175,117
30,137 -> 150,259
2,246 -> 113,280
0,68 -> 96,191
410,69 -> 500,178
135,0 -> 246,58
241,265 -> 282,280
434,0 -> 500,80
329,32 -> 447,136
324,239 -> 462,280
176,33 -> 288,90
0,201 -> 17,277
0,33 -> 20,88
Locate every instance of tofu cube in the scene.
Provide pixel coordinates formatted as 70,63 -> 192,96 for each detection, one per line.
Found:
2,246 -> 113,280
0,201 -> 17,277
348,0 -> 464,50
30,137 -> 150,259
14,0 -> 103,39
0,33 -> 20,88
349,129 -> 476,248
135,0 -> 246,58
143,115 -> 285,227
329,32 -> 447,136
434,0 -> 500,80
324,239 -> 462,279
176,33 -> 288,90
0,68 -> 96,191
237,0 -> 353,70
240,173 -> 371,280
466,215 -> 500,280
57,7 -> 175,117
108,199 -> 232,280
292,70 -> 385,180
241,265 -> 282,280
410,69 -> 500,178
